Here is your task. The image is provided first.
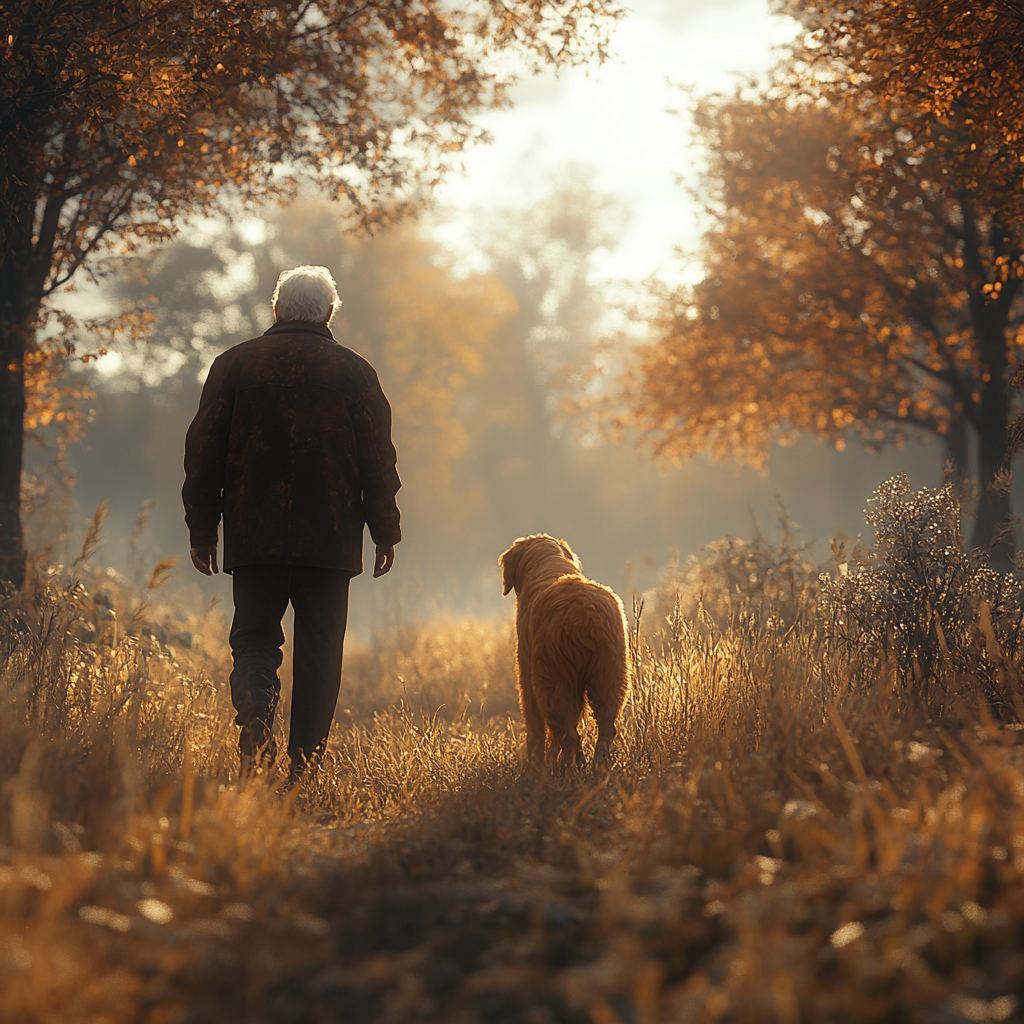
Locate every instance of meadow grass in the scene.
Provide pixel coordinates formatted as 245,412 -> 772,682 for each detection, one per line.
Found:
2,537 -> 1024,1023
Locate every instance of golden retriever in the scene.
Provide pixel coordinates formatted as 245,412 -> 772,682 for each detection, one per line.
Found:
499,534 -> 630,768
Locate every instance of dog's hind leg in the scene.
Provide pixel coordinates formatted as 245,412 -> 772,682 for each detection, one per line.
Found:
559,720 -> 585,770
550,698 -> 585,770
517,637 -> 548,766
543,719 -> 583,770
588,663 -> 628,766
532,653 -> 585,770
590,700 -> 618,766
545,722 -> 565,767
521,683 -> 546,766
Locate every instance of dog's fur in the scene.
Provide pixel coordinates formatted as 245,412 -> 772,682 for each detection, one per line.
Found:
499,534 -> 630,767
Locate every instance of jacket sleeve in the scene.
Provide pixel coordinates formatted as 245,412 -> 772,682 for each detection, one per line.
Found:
182,355 -> 233,548
352,367 -> 402,547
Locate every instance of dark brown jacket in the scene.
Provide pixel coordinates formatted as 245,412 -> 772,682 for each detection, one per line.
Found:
182,321 -> 401,574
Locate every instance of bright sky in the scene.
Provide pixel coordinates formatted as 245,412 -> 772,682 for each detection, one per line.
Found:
434,0 -> 801,284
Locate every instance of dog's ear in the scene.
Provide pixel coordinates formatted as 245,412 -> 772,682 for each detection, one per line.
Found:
558,538 -> 582,571
499,542 -> 523,596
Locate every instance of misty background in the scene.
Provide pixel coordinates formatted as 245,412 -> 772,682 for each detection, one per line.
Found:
24,0 -> 976,638
30,184 -> 947,639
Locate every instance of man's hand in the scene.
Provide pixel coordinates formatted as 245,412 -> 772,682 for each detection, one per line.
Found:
190,543 -> 219,576
373,544 -> 395,578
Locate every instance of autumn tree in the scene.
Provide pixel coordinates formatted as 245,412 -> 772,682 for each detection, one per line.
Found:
610,89 -> 1024,565
0,0 -> 621,587
784,0 -> 1024,217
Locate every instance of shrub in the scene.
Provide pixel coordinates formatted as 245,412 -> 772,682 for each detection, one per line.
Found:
656,509 -> 820,628
819,473 -> 1024,705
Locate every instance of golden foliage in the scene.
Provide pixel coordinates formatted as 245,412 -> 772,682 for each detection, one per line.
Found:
1,0 -> 614,404
607,76 -> 1023,555
615,92 -> 1024,463
22,322 -> 103,445
787,0 -> 1024,214
2,0 -> 624,263
0,0 -> 623,582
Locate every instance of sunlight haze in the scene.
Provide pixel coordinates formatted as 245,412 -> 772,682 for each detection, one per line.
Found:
435,0 -> 801,283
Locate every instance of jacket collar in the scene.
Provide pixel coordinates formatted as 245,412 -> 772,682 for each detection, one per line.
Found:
264,320 -> 335,341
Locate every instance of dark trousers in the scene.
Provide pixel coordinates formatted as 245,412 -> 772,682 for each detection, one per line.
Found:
229,565 -> 352,774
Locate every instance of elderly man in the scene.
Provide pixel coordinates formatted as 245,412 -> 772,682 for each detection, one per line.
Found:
183,265 -> 401,783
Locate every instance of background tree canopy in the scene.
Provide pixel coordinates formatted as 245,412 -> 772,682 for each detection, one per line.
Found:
784,0 -> 1024,217
0,0 -> 622,586
605,13 -> 1024,567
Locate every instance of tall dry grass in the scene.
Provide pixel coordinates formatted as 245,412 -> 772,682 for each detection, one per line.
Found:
2,493 -> 1024,1023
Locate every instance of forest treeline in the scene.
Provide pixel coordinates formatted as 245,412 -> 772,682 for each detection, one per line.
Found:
5,0 -> 1024,589
0,0 -> 623,587
604,0 -> 1024,566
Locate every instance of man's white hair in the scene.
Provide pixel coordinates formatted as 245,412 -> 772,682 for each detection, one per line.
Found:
272,265 -> 341,324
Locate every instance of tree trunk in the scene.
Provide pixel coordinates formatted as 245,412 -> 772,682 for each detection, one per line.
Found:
0,185 -> 41,589
943,412 -> 969,507
959,199 -> 1019,568
973,414 -> 1013,568
971,325 -> 1014,567
0,291 -> 27,589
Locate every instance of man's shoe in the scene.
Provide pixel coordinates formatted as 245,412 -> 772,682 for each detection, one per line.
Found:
238,721 -> 278,780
